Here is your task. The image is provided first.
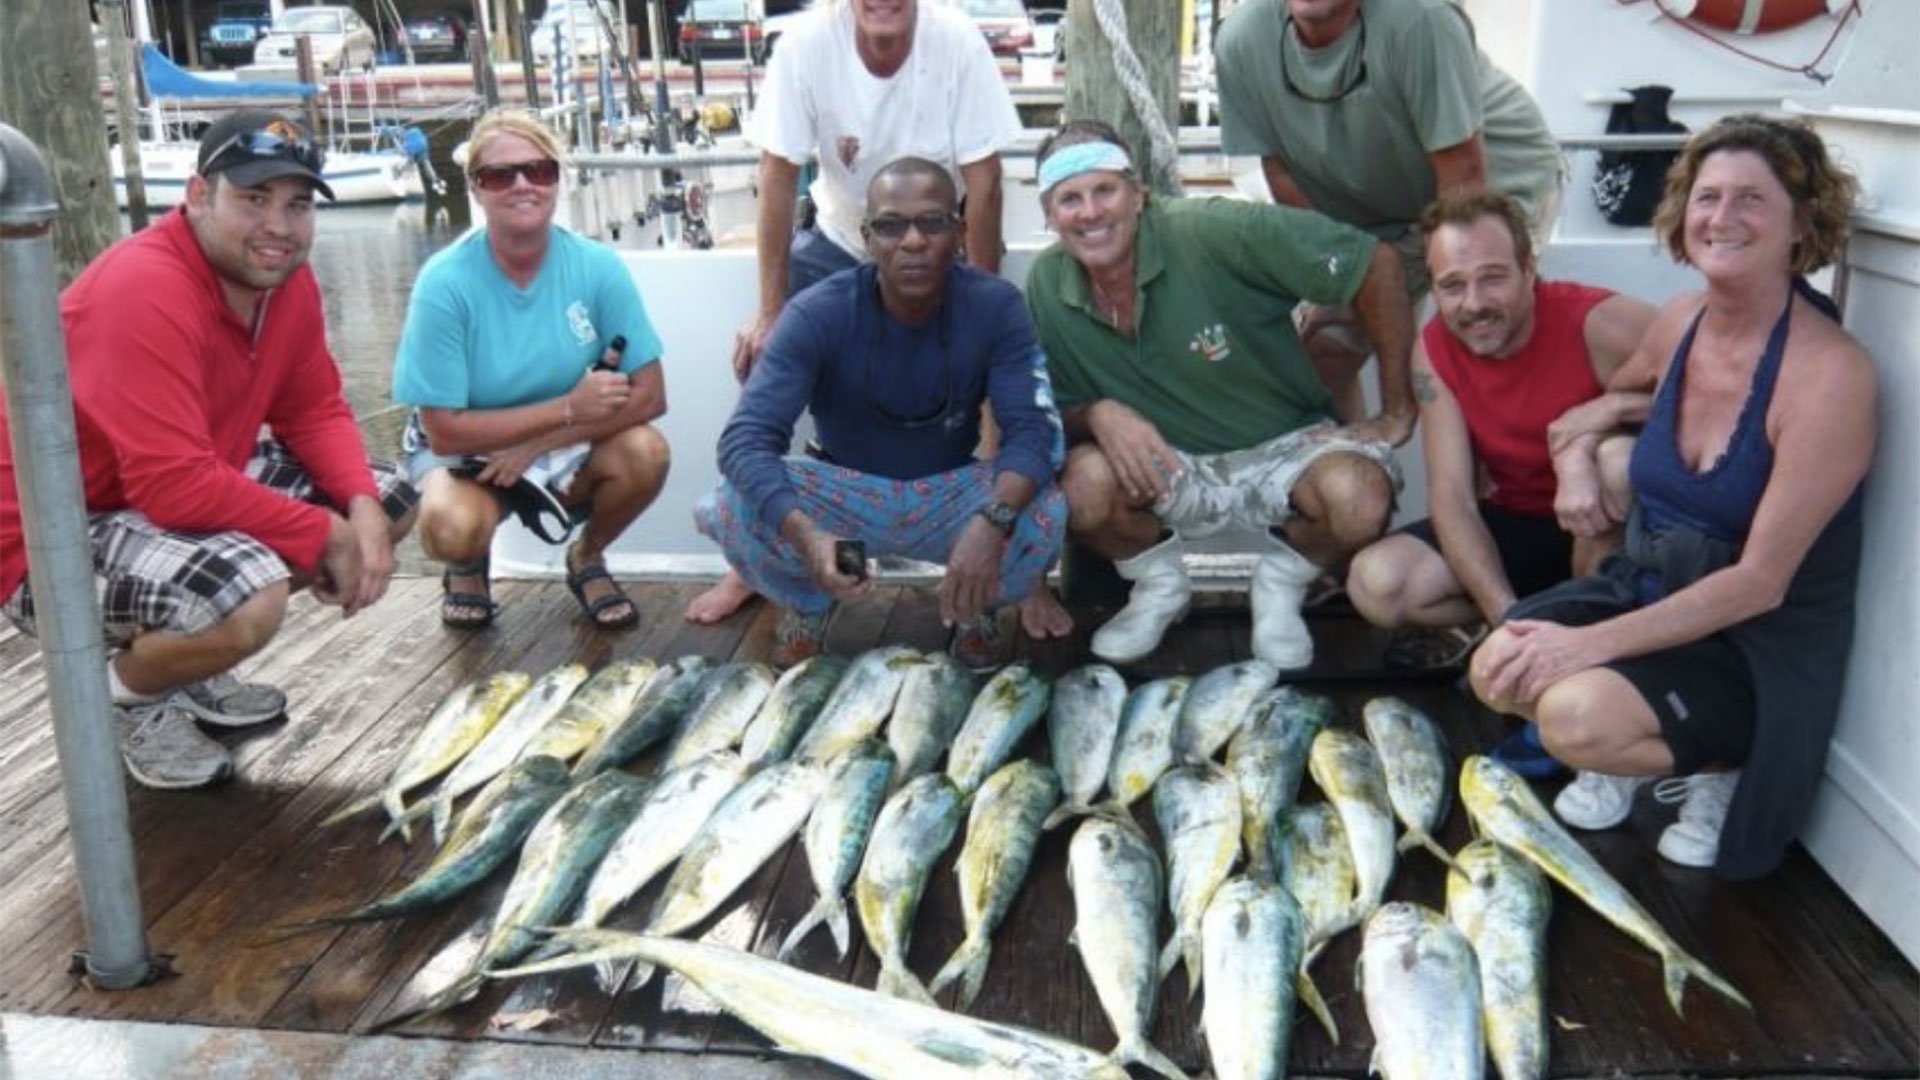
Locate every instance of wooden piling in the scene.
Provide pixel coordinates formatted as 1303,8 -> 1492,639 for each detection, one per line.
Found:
1063,0 -> 1180,196
0,0 -> 124,282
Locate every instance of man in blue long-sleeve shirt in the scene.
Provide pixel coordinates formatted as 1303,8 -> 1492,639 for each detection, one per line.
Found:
697,157 -> 1066,669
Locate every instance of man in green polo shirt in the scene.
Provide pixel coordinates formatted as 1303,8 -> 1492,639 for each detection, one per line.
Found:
1027,121 -> 1416,668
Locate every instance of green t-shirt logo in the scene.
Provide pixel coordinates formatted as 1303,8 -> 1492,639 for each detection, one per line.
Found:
1189,323 -> 1231,363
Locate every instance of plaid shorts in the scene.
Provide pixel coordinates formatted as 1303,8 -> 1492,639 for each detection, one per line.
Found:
1154,421 -> 1401,539
2,439 -> 416,646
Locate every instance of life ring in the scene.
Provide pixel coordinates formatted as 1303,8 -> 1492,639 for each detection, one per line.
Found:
1662,0 -> 1838,34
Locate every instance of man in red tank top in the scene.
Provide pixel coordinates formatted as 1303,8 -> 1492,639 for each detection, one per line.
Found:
1347,191 -> 1655,683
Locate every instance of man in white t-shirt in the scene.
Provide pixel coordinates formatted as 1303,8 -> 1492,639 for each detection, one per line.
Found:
691,0 -> 1073,638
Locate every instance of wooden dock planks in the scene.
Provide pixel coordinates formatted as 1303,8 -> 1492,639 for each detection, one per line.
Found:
0,578 -> 1913,1077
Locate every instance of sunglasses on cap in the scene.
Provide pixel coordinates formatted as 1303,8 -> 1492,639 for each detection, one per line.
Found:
203,126 -> 325,177
864,211 -> 959,241
470,159 -> 562,192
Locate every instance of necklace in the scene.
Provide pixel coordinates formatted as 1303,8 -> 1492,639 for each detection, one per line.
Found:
1089,274 -> 1133,331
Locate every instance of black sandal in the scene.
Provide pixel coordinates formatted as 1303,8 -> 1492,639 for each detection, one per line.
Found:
440,556 -> 497,630
565,545 -> 639,630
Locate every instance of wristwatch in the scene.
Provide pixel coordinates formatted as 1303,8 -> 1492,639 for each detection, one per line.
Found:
975,500 -> 1018,535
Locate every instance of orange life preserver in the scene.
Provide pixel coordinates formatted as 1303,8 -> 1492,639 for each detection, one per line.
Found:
1664,0 -> 1837,34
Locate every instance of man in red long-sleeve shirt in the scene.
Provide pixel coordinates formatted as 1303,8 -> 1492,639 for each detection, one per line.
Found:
0,111 -> 417,790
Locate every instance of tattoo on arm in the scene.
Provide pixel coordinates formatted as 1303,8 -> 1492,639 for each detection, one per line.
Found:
1412,371 -> 1437,405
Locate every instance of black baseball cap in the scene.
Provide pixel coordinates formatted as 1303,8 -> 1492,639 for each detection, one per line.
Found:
196,109 -> 335,200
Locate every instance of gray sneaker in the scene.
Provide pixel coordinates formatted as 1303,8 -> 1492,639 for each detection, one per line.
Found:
117,698 -> 234,789
176,671 -> 286,728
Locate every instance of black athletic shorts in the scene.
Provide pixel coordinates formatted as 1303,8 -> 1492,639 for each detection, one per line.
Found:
1512,593 -> 1756,774
1398,503 -> 1576,605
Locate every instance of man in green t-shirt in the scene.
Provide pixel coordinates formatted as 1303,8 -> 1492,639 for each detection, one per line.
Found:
1214,0 -> 1562,421
1026,122 -> 1417,668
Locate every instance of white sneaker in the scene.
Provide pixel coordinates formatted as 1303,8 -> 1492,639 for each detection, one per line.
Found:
1553,770 -> 1652,830
176,671 -> 287,728
1654,770 -> 1741,868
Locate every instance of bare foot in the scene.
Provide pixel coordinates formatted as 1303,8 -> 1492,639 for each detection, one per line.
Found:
1018,586 -> 1073,639
685,569 -> 757,624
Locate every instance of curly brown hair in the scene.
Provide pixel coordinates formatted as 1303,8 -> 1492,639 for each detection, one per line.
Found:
1652,114 -> 1859,275
1420,188 -> 1534,271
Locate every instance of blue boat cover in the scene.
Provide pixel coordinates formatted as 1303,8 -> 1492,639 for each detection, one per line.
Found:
141,43 -> 316,98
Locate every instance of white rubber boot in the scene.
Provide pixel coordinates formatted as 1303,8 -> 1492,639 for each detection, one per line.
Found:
1251,531 -> 1321,670
1091,534 -> 1191,664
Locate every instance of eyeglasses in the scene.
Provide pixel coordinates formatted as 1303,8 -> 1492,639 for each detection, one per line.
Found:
204,126 -> 325,177
1279,11 -> 1368,105
864,212 -> 959,242
470,159 -> 562,192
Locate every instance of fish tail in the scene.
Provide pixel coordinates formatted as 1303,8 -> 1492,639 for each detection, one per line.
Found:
376,800 -> 431,845
876,960 -> 937,1005
381,788 -> 414,845
373,973 -> 480,1031
928,934 -> 990,1010
1665,948 -> 1752,1015
776,897 -> 832,961
624,961 -> 657,992
1295,969 -> 1340,1044
1245,845 -> 1277,886
317,791 -> 383,830
430,792 -> 454,848
1182,935 -> 1206,1002
827,901 -> 851,960
1401,829 -> 1463,873
592,959 -> 628,995
1155,933 -> 1183,984
1119,1036 -> 1193,1080
1040,802 -> 1084,831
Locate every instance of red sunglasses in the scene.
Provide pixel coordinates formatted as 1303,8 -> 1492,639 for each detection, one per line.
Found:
470,158 -> 561,192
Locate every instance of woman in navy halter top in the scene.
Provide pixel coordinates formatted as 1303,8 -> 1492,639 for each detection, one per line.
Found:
1469,116 -> 1874,879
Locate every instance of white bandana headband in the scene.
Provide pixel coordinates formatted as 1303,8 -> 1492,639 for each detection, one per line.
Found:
1037,142 -> 1135,197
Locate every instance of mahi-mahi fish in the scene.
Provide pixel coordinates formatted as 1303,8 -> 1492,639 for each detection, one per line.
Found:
856,772 -> 965,1003
1361,695 -> 1456,869
1459,755 -> 1750,1015
1041,663 -> 1128,831
1447,839 -> 1551,1080
1067,814 -> 1191,1080
1226,687 -> 1331,884
929,759 -> 1061,1009
1360,902 -> 1485,1080
492,932 -> 1133,1079
1308,727 -> 1398,928
780,739 -> 898,960
317,670 -> 529,837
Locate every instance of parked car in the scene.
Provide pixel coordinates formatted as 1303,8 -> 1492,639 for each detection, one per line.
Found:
530,0 -> 621,66
961,0 -> 1034,57
201,0 -> 272,68
678,0 -> 762,63
253,5 -> 377,74
398,11 -> 468,63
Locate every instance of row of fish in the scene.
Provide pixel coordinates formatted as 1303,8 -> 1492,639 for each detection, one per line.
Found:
302,649 -> 1748,1080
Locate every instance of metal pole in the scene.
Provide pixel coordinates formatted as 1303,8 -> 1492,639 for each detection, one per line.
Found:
0,124 -> 155,991
646,0 -> 673,153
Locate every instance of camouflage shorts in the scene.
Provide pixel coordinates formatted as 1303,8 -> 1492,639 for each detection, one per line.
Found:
1153,421 -> 1401,539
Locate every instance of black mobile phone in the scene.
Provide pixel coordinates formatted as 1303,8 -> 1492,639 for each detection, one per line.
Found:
834,539 -> 867,580
592,334 -> 628,373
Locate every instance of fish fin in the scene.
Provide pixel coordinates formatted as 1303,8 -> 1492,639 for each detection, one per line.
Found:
1666,949 -> 1752,1015
376,799 -> 432,845
1119,1037 -> 1193,1080
317,790 -> 384,830
876,961 -> 937,1006
928,935 -> 990,1011
592,959 -> 628,995
372,973 -> 481,1032
487,930 -> 648,981
625,961 -> 657,992
776,897 -> 831,961
1295,969 -> 1339,1045
1183,934 -> 1205,1002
